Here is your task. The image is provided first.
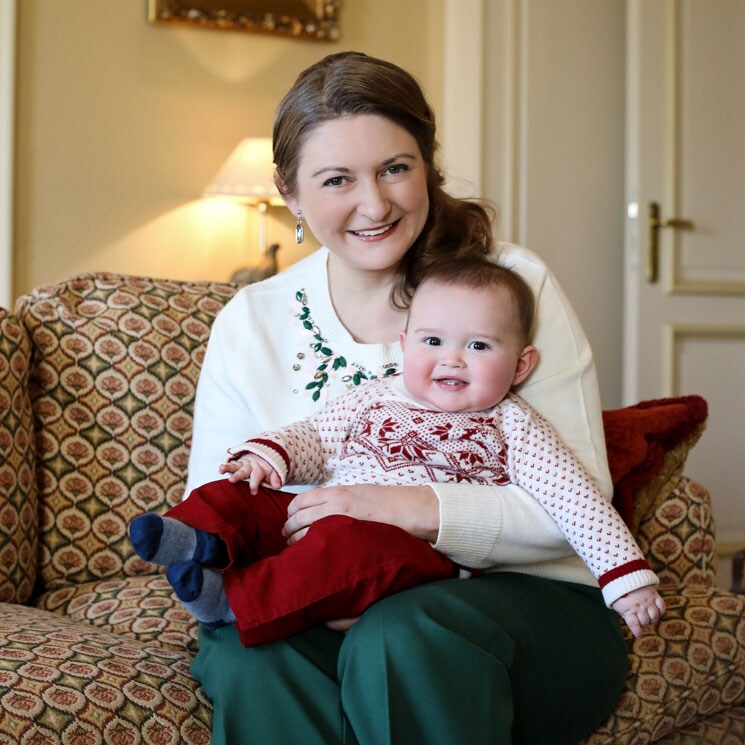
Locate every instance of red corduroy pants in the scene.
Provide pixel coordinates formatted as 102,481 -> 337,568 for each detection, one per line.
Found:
166,479 -> 458,646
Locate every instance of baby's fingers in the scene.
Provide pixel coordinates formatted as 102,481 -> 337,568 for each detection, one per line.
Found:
227,465 -> 252,484
623,611 -> 644,639
249,468 -> 266,495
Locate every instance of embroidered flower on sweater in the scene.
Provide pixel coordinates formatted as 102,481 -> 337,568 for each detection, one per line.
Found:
292,289 -> 398,401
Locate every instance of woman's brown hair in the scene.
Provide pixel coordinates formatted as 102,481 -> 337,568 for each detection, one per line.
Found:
273,51 -> 495,308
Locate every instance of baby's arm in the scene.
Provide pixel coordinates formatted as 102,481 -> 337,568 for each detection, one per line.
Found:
218,453 -> 282,494
505,398 -> 664,632
612,586 -> 667,638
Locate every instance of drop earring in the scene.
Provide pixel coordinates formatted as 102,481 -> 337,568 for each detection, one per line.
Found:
295,210 -> 305,245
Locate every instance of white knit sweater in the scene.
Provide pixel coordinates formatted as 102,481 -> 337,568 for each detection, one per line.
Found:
186,245 -> 614,589
228,377 -> 657,607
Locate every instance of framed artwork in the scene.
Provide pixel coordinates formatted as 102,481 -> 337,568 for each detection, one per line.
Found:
147,0 -> 342,41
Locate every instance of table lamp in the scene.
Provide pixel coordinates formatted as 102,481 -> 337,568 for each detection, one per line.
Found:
203,137 -> 284,282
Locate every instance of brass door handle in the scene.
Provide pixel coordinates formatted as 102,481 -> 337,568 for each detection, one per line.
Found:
647,202 -> 695,283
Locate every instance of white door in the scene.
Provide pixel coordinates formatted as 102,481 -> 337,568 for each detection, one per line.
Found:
624,0 -> 745,551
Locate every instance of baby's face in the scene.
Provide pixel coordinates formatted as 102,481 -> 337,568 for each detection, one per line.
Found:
400,281 -> 528,413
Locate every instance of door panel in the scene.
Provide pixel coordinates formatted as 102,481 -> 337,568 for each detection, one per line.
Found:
625,0 -> 745,547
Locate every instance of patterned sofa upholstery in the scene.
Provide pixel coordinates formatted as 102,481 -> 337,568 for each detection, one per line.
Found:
0,272 -> 743,743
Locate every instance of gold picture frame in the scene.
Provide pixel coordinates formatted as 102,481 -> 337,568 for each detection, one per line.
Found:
148,0 -> 342,41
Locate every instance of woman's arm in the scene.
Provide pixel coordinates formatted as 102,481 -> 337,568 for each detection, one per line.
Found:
185,306 -> 262,496
283,483 -> 439,543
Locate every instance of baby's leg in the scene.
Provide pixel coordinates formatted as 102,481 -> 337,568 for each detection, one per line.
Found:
167,560 -> 236,627
226,516 -> 459,646
130,480 -> 294,569
167,480 -> 293,565
129,513 -> 227,567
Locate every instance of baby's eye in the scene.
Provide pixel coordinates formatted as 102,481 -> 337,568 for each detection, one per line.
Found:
323,175 -> 347,187
469,341 -> 489,351
423,337 -> 442,346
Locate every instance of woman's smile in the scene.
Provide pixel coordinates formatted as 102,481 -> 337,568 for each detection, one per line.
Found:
349,220 -> 400,241
287,114 -> 429,277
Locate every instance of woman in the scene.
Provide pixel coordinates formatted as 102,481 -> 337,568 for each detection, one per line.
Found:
186,52 -> 627,745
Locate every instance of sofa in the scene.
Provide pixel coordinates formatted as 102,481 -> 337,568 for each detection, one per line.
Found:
1,271 -> 744,744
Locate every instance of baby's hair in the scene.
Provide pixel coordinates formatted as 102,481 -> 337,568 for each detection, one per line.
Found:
415,257 -> 535,346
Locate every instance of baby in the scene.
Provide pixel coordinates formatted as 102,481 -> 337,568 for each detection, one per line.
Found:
131,257 -> 665,646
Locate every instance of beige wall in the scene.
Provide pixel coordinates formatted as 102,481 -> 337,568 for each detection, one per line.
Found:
13,0 -> 444,299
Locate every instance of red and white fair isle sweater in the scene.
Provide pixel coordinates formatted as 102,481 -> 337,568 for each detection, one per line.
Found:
228,375 -> 658,607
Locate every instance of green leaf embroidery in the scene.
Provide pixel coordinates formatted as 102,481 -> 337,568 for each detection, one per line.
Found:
293,288 -> 397,398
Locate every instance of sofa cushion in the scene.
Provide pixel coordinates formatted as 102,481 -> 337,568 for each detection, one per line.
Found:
636,476 -> 717,588
34,574 -> 199,655
16,274 -> 237,591
35,574 -> 199,654
655,704 -> 745,745
0,308 -> 37,603
583,584 -> 745,744
0,603 -> 211,742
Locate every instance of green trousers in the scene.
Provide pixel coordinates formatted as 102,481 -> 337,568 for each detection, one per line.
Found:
192,573 -> 627,745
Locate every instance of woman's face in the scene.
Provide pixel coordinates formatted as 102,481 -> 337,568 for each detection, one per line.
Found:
285,114 -> 430,278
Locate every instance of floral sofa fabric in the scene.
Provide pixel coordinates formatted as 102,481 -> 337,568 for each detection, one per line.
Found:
0,272 -> 743,743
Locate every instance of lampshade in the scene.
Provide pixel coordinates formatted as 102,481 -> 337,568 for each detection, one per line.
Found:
202,137 -> 284,206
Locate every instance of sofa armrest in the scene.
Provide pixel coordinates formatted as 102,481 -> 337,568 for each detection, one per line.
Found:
634,475 -> 716,587
0,308 -> 38,602
15,273 -> 237,592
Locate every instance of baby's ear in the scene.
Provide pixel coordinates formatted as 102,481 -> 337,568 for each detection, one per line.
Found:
399,330 -> 407,352
513,345 -> 538,386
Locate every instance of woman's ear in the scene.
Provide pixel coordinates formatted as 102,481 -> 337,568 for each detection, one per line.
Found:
281,192 -> 299,217
512,345 -> 538,386
274,172 -> 299,216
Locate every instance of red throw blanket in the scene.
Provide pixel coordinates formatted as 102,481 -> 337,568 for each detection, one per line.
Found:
603,395 -> 708,528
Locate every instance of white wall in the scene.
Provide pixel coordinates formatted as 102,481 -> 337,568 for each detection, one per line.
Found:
12,1 -> 443,299
0,0 -> 15,310
443,0 -> 626,407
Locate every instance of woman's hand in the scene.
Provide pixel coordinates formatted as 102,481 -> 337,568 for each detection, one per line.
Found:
282,484 -> 440,544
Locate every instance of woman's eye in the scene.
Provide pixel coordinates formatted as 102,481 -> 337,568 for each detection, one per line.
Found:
384,163 -> 408,176
323,175 -> 346,187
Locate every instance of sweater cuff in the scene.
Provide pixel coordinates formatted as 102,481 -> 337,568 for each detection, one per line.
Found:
226,439 -> 289,485
430,483 -> 503,568
601,569 -> 660,608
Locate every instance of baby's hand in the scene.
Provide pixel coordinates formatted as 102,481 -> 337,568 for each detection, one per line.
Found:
218,454 -> 282,494
611,586 -> 666,638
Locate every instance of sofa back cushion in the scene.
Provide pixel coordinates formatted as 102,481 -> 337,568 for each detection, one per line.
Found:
16,274 -> 237,591
0,308 -> 38,602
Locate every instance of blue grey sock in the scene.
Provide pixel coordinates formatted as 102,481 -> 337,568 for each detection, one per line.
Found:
130,513 -> 227,567
166,560 -> 236,626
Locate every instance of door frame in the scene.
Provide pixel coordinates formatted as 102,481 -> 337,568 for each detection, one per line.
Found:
0,0 -> 16,309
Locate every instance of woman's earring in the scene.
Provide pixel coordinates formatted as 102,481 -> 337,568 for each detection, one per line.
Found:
295,210 -> 305,245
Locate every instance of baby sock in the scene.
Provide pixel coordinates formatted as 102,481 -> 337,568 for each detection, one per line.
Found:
129,513 -> 227,567
166,560 -> 237,627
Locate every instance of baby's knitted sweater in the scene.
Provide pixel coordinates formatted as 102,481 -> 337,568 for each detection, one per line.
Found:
228,375 -> 658,607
